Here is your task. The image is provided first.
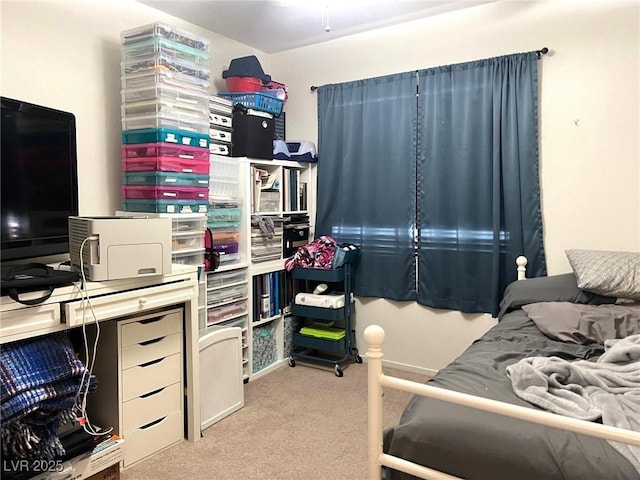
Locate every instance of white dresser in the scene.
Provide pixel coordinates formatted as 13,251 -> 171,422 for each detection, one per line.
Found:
89,308 -> 185,467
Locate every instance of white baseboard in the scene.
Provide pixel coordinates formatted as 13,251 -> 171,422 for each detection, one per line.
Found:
361,355 -> 437,378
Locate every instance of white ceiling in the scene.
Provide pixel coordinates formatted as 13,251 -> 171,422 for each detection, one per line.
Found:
138,0 -> 497,54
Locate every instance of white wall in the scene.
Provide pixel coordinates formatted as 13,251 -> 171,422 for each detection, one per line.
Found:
271,0 -> 640,373
0,0 -> 265,216
2,0 -> 638,374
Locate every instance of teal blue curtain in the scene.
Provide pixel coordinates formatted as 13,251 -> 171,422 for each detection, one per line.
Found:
316,52 -> 546,315
316,73 -> 417,300
417,52 -> 546,315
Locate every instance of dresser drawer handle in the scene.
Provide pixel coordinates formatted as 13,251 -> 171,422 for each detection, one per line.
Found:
139,357 -> 164,368
139,336 -> 165,347
139,416 -> 166,430
140,387 -> 165,399
136,315 -> 167,325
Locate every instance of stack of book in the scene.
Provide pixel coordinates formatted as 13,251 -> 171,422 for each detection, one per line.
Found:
252,271 -> 287,322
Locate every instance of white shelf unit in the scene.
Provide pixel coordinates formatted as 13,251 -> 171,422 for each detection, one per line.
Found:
201,267 -> 251,380
203,157 -> 315,382
244,158 -> 315,380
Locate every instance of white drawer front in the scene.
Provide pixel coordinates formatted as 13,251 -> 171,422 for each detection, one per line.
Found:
122,382 -> 182,434
0,304 -> 61,343
121,332 -> 182,370
64,281 -> 196,327
121,353 -> 181,401
120,310 -> 182,347
123,411 -> 184,467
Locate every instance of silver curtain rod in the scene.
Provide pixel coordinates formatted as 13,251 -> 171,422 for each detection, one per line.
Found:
310,47 -> 550,92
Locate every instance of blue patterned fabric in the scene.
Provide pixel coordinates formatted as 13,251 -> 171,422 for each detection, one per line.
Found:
1,332 -> 85,421
1,332 -> 87,462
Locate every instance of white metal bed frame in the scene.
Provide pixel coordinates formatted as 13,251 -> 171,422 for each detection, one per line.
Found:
364,256 -> 640,480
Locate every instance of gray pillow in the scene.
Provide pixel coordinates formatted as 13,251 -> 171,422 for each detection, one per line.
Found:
522,301 -> 640,344
565,249 -> 640,301
497,273 -> 615,320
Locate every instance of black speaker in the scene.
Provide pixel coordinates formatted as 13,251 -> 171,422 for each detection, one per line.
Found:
231,112 -> 275,160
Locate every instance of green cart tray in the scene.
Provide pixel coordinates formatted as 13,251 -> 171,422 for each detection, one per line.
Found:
299,326 -> 345,341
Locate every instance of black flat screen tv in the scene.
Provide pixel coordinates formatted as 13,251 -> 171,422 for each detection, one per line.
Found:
1,97 -> 79,262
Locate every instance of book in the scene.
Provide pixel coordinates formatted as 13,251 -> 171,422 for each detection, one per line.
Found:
299,182 -> 308,211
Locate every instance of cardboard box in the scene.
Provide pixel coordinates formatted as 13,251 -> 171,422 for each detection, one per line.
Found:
86,463 -> 119,480
33,435 -> 125,480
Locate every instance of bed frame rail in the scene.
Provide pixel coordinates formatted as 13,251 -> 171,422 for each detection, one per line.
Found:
365,324 -> 640,480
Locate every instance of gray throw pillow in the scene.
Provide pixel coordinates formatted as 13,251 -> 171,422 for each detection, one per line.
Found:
565,249 -> 640,301
522,302 -> 640,344
497,273 -> 615,320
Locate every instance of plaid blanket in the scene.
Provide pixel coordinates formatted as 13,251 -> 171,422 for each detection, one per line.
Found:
1,332 -> 87,461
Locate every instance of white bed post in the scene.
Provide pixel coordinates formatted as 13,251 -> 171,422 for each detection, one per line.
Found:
516,255 -> 528,280
364,325 -> 385,480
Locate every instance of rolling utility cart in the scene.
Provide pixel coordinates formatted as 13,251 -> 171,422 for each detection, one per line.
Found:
287,259 -> 361,377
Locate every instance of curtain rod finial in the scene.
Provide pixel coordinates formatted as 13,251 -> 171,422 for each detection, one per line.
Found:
537,47 -> 549,58
310,86 -> 318,92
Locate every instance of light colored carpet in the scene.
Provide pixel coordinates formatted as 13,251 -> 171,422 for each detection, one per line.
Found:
120,361 -> 425,480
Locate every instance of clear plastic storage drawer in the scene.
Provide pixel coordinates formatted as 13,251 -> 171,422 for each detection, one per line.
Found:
206,300 -> 248,326
171,215 -> 206,234
121,52 -> 210,82
206,284 -> 248,307
122,111 -> 209,134
122,84 -> 209,111
209,143 -> 231,157
172,232 -> 204,252
122,70 -> 210,90
122,37 -> 210,66
121,22 -> 210,51
209,112 -> 233,129
206,269 -> 248,289
122,98 -> 209,120
171,249 -> 205,266
219,316 -> 247,330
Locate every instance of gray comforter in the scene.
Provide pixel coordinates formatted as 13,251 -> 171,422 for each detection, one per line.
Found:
383,311 -> 640,480
507,334 -> 640,472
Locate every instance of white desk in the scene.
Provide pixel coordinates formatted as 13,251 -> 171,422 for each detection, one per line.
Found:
0,265 -> 202,443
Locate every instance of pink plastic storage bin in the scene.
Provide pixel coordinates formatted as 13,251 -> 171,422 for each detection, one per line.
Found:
122,185 -> 208,200
225,76 -> 263,92
122,157 -> 209,174
122,142 -> 209,160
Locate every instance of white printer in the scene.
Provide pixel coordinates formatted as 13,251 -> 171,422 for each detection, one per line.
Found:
68,216 -> 172,281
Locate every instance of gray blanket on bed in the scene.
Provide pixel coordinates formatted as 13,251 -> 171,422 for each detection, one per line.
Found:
506,334 -> 640,472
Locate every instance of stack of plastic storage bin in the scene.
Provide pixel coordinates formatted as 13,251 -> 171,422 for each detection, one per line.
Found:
207,92 -> 241,266
209,95 -> 233,156
207,157 -> 243,266
120,22 -> 211,217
